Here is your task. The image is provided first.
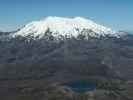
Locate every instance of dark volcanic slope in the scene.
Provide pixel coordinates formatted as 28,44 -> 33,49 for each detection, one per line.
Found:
0,34 -> 133,81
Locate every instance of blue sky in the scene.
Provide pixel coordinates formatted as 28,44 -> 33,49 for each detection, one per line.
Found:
0,0 -> 133,31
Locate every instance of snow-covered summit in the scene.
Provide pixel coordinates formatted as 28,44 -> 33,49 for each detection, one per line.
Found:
13,16 -> 118,39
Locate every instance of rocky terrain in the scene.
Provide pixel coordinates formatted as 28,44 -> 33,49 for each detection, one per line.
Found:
0,17 -> 133,100
0,79 -> 133,100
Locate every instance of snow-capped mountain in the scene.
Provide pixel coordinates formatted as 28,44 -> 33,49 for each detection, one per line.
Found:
0,16 -> 133,81
13,17 -> 119,39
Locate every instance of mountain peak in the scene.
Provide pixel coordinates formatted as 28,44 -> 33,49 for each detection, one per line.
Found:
13,16 -> 118,39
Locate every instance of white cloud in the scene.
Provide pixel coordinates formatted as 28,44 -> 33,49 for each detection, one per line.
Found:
0,24 -> 21,32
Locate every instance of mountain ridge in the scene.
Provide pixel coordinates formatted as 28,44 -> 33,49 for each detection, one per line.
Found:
0,17 -> 133,81
12,16 -> 121,40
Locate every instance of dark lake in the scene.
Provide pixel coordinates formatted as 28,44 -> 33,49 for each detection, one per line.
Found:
65,80 -> 96,92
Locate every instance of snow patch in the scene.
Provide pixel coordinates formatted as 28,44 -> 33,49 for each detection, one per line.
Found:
13,16 -> 118,39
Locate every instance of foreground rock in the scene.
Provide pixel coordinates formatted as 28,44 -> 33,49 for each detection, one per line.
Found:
0,79 -> 132,100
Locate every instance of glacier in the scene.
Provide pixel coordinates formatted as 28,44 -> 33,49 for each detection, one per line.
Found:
12,16 -> 118,39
